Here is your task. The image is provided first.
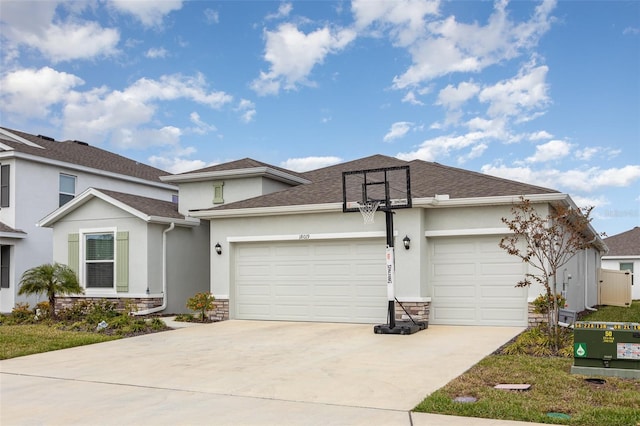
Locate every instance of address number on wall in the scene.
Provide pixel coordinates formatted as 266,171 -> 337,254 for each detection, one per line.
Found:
299,234 -> 311,240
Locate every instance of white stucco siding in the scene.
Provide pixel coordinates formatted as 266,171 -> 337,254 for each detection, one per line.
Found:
178,177 -> 291,215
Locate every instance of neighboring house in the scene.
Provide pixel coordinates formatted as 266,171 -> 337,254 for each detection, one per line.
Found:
601,227 -> 639,300
175,154 -> 606,327
38,189 -> 208,314
0,127 -> 178,313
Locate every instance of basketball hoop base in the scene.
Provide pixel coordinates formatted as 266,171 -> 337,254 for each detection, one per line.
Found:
373,321 -> 428,335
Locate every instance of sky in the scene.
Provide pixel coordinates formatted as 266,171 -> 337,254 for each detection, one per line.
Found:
0,0 -> 638,237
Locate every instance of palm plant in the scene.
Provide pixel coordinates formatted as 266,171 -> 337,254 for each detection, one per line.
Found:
18,263 -> 83,318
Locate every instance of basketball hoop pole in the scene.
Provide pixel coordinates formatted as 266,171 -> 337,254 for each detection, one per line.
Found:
384,208 -> 396,330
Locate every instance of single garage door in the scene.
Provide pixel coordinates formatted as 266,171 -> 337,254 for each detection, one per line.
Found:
234,239 -> 387,323
428,235 -> 528,326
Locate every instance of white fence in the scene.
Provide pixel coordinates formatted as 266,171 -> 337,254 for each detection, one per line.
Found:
598,268 -> 633,307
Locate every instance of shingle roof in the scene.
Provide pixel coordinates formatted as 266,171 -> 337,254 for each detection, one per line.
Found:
0,221 -> 26,234
96,189 -> 185,220
201,154 -> 559,211
174,157 -> 308,180
603,227 -> 640,256
0,128 -> 170,183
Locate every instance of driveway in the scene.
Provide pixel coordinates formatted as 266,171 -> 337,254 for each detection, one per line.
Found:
1,320 -> 533,425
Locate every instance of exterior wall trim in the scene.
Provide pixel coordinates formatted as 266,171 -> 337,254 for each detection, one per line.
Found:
228,231 -> 393,243
425,228 -> 511,237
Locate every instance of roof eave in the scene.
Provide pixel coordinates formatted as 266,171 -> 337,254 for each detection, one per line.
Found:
161,167 -> 310,185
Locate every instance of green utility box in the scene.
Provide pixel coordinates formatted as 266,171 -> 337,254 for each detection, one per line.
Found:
571,321 -> 640,379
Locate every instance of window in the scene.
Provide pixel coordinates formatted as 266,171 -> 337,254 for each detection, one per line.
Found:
59,174 -> 76,207
0,245 -> 9,288
85,233 -> 114,288
620,262 -> 634,285
1,164 -> 9,208
213,182 -> 224,204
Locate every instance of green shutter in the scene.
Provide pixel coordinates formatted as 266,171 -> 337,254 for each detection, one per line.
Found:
116,231 -> 129,292
213,182 -> 224,204
68,233 -> 79,278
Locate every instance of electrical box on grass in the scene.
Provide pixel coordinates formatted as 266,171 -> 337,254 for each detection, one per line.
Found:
571,321 -> 640,379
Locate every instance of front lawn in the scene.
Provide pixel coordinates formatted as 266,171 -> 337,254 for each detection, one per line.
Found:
0,324 -> 119,359
414,302 -> 640,425
0,299 -> 169,360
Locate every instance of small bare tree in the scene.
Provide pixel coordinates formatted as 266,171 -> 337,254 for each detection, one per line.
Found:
499,196 -> 601,351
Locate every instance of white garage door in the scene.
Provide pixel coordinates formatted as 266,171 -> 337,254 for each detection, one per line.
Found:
428,235 -> 528,326
234,239 -> 387,323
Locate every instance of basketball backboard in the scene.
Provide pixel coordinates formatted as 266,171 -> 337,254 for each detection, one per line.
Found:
342,165 -> 411,213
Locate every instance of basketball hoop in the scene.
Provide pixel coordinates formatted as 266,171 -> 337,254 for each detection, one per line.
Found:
357,200 -> 380,224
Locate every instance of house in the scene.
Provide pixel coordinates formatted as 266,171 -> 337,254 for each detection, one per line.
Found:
0,127 -> 178,313
35,149 -> 606,325
176,154 -> 606,326
38,188 -> 208,314
601,227 -> 639,300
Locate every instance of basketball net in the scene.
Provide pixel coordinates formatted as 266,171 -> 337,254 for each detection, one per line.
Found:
357,201 -> 380,224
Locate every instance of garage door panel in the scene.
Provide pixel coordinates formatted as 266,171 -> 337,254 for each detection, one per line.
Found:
433,285 -> 476,298
432,241 -> 475,255
480,307 -> 527,321
429,236 -> 527,326
235,240 -> 386,323
433,263 -> 476,277
480,262 -> 524,275
431,306 -> 476,321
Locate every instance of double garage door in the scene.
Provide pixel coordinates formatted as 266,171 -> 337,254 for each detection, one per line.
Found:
428,236 -> 528,326
234,240 -> 388,323
233,235 -> 528,326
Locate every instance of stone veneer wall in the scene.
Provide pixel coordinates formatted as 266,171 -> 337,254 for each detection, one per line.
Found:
528,303 -> 546,327
208,299 -> 229,321
55,297 -> 164,313
395,301 -> 430,322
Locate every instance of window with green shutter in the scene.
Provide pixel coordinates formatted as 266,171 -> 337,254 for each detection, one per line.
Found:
116,232 -> 129,292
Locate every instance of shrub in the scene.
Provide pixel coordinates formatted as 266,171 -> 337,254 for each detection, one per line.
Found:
186,292 -> 215,322
501,325 -> 573,357
531,293 -> 566,314
9,303 -> 33,324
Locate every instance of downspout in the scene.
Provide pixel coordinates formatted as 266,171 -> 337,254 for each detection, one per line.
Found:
135,222 -> 175,315
585,237 -> 598,312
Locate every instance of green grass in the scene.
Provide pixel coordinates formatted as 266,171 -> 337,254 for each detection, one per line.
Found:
578,300 -> 640,323
414,302 -> 640,425
0,324 -> 119,360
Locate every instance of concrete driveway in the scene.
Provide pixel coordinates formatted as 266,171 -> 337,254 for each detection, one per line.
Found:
1,320 -> 537,425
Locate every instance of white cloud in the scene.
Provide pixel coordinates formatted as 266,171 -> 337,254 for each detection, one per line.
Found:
204,9 -> 219,24
145,47 -> 169,58
390,0 -> 556,88
0,67 -> 84,117
58,73 -> 232,148
526,139 -> 572,163
189,112 -> 217,135
397,131 -> 487,161
266,3 -> 293,20
148,155 -> 208,174
481,164 -> 640,193
478,64 -> 550,118
109,0 -> 183,28
383,121 -> 413,142
235,99 -> 257,123
401,91 -> 424,105
351,0 -> 439,46
280,156 -> 342,172
251,23 -> 356,95
528,130 -> 553,140
436,81 -> 480,110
